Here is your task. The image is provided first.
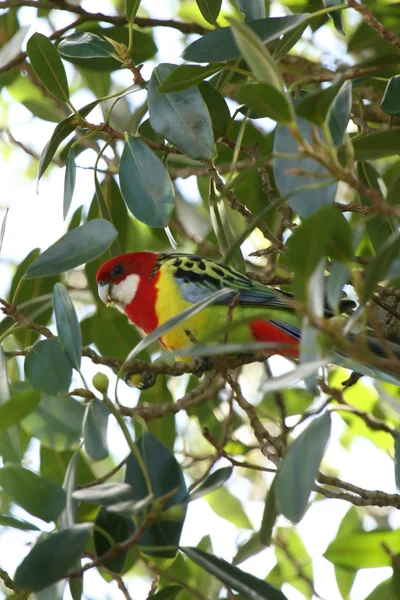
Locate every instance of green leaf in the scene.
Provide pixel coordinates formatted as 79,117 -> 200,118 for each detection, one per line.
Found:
238,82 -> 294,124
182,547 -> 288,600
37,99 -> 99,182
94,508 -> 134,573
381,75 -> 400,116
106,494 -> 154,516
273,117 -> 338,217
58,32 -> 115,59
119,135 -> 175,227
182,15 -> 310,63
125,432 -> 188,557
158,63 -> 223,93
259,477 -> 278,546
0,389 -> 41,438
273,19 -> 309,62
275,412 -> 331,523
229,19 -> 286,92
351,129 -> 400,160
286,206 -> 352,278
82,399 -> 109,461
323,0 -> 345,34
325,529 -> 400,568
22,394 -> 85,451
236,0 -> 265,20
328,80 -> 352,146
26,33 -> 69,102
14,524 -> 92,591
327,261 -> 350,313
395,435 -> 400,490
196,0 -> 222,24
24,219 -> 118,279
0,465 -> 66,522
0,351 -> 21,464
25,339 -> 72,395
73,482 -> 135,505
199,81 -> 231,136
0,514 -> 40,531
189,466 -> 233,501
149,586 -> 183,600
53,283 -> 82,371
63,148 -> 76,220
125,0 -> 141,23
206,487 -> 252,529
364,232 -> 400,301
148,63 -> 215,160
295,81 -> 343,125
59,450 -> 79,531
269,528 -> 313,597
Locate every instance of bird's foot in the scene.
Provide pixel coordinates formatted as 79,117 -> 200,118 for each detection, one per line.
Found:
192,356 -> 213,378
124,370 -> 157,390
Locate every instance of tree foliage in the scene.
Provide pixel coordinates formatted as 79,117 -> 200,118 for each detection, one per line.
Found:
1,0 -> 400,598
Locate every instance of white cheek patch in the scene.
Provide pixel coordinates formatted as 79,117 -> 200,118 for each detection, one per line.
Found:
111,274 -> 140,307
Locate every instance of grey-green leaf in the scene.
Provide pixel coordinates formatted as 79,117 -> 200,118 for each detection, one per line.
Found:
24,219 -> 118,279
58,32 -> 115,60
14,524 -> 92,591
0,389 -> 41,438
275,412 -> 331,523
125,0 -> 141,23
196,0 -> 222,24
26,33 -> 69,102
53,283 -> 82,370
190,467 -> 233,501
0,465 -> 66,522
119,135 -> 175,227
158,63 -> 223,93
182,547 -> 288,600
363,232 -> 400,301
238,82 -> 294,123
381,75 -> 400,116
73,482 -> 135,505
25,339 -> 72,395
83,399 -> 109,461
148,63 -> 215,160
63,147 -> 76,220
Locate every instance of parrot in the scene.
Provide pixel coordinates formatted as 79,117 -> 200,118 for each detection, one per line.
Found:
96,251 -> 400,386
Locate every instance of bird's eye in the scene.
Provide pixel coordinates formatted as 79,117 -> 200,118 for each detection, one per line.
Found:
98,280 -> 106,287
112,264 -> 124,277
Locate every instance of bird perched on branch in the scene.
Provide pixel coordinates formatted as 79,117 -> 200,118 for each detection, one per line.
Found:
96,252 -> 400,386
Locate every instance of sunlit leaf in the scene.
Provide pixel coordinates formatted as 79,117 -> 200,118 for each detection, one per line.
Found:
27,33 -> 69,102
58,32 -> 115,59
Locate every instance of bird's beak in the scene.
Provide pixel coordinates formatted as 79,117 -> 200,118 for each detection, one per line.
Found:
97,282 -> 116,307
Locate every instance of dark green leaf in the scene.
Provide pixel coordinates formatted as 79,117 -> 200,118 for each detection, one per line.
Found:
273,20 -> 308,61
0,465 -> 66,522
0,389 -> 41,438
381,75 -> 400,116
364,232 -> 400,300
259,477 -> 278,546
182,547 -> 288,600
158,63 -> 223,93
25,339 -> 72,395
196,0 -> 222,24
275,412 -> 331,523
24,219 -> 118,279
327,261 -> 350,313
94,508 -> 134,573
14,524 -> 92,590
0,349 -> 21,464
63,148 -> 76,220
190,466 -> 233,501
125,432 -> 187,557
106,494 -> 153,516
182,15 -> 310,63
351,129 -> 400,160
125,0 -> 141,23
27,33 -> 69,102
286,206 -> 352,279
148,63 -> 215,160
0,514 -> 40,531
53,283 -> 82,370
59,450 -> 79,531
58,32 -> 115,59
37,99 -> 99,182
229,19 -> 285,92
199,81 -> 231,136
233,533 -> 265,565
73,482 -> 135,505
83,399 -> 109,461
296,82 -> 343,125
328,81 -> 352,146
323,0 -> 345,34
119,135 -> 174,227
23,395 -> 84,451
238,82 -> 294,123
325,529 -> 400,568
236,0 -> 265,20
274,117 -> 337,216
395,435 -> 400,490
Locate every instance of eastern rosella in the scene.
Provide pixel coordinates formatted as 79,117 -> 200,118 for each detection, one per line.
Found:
96,252 -> 400,384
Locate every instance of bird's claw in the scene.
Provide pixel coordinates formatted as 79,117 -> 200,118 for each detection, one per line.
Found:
193,356 -> 213,378
124,370 -> 157,389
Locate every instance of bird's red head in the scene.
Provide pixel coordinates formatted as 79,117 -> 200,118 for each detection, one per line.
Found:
96,252 -> 158,311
